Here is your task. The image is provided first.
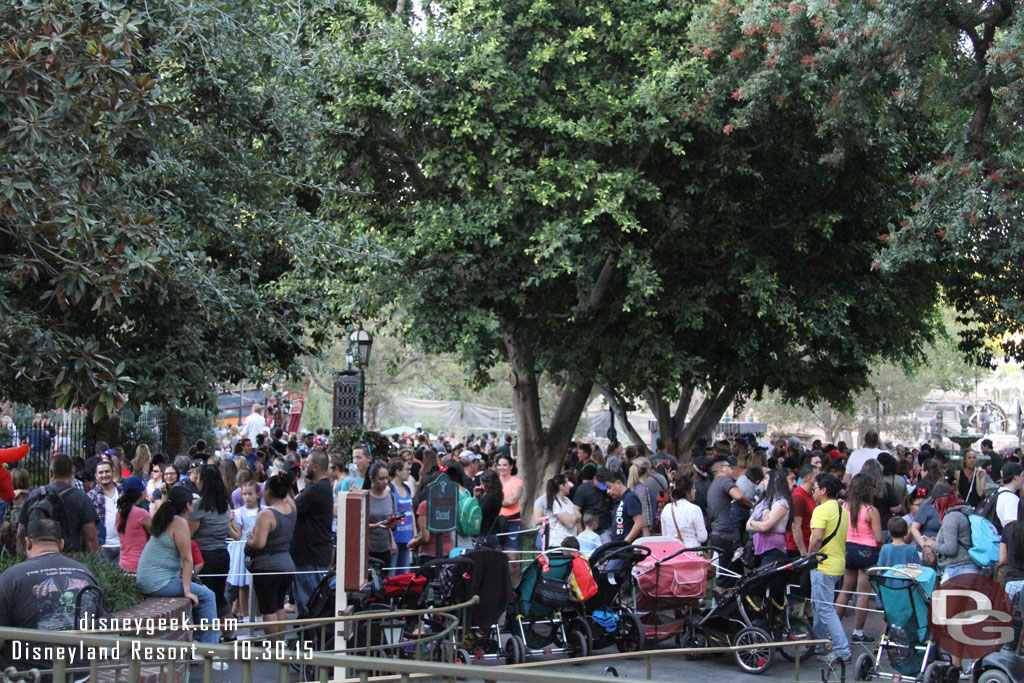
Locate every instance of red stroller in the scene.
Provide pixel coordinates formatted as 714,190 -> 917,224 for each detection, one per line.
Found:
631,536 -> 712,645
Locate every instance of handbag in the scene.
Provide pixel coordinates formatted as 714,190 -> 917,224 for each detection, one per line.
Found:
535,574 -> 573,607
740,539 -> 756,570
569,554 -> 598,602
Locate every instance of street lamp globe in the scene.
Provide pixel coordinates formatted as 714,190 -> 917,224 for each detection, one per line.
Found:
349,328 -> 373,369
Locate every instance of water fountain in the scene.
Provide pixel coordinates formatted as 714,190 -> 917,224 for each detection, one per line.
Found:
947,414 -> 982,471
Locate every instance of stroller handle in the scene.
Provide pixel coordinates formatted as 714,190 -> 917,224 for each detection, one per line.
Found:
649,544 -> 722,567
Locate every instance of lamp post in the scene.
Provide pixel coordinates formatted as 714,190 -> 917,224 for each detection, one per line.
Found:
348,327 -> 373,426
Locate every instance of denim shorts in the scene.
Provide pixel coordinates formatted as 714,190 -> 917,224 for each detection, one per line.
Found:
846,543 -> 879,570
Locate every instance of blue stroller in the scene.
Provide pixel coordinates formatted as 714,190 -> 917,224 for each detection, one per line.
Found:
854,565 -> 954,683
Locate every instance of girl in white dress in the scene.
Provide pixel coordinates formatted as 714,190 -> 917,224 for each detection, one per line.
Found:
228,480 -> 263,620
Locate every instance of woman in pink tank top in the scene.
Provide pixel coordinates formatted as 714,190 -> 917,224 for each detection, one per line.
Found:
835,473 -> 883,641
116,477 -> 153,574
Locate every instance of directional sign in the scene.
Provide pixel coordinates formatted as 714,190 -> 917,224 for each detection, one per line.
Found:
426,474 -> 457,533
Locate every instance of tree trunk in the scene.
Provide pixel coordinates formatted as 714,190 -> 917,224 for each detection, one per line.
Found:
166,406 -> 185,457
673,384 -> 739,463
594,381 -> 648,452
88,414 -> 121,451
505,328 -> 595,527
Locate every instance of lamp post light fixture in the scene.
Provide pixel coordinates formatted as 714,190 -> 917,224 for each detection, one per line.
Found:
349,328 -> 373,370
333,326 -> 374,430
349,327 -> 373,427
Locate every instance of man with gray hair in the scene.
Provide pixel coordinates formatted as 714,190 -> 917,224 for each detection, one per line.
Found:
240,403 -> 267,442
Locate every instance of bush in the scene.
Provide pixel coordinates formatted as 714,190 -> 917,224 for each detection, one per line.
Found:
327,427 -> 392,465
0,551 -> 144,613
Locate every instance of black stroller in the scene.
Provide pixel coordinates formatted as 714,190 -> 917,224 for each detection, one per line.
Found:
576,541 -> 651,652
681,551 -> 820,674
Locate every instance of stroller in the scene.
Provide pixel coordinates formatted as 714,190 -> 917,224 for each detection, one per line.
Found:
578,541 -> 651,652
854,565 -> 954,683
409,555 -> 479,663
502,549 -> 593,663
676,550 -> 821,675
631,537 -> 712,646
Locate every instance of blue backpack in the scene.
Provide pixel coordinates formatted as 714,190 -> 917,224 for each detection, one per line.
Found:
958,510 -> 1001,568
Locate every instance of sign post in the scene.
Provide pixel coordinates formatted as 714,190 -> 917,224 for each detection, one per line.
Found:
426,474 -> 457,558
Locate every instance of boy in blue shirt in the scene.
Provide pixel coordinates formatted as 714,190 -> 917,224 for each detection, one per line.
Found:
878,517 -> 920,567
577,512 -> 602,558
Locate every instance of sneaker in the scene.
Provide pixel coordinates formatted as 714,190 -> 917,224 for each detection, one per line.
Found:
850,632 -> 873,643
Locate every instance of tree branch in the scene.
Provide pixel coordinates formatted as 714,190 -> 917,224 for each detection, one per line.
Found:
594,380 -> 649,453
304,367 -> 333,394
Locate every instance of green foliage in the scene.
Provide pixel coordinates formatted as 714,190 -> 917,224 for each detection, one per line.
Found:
0,0 -> 340,417
319,0 -> 942,457
0,552 -> 144,613
179,407 -> 217,452
327,427 -> 392,465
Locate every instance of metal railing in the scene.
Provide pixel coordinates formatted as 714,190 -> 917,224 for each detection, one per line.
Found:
0,623 -> 666,683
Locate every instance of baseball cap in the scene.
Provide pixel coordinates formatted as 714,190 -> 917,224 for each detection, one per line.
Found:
1002,462 -> 1023,483
594,467 -> 611,491
168,486 -> 194,507
693,456 -> 710,477
120,476 -> 146,495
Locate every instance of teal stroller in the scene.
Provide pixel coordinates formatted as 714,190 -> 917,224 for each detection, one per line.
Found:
855,565 -> 954,683
503,549 -> 592,663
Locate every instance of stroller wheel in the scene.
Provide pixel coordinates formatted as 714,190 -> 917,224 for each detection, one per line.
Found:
567,629 -> 589,659
922,661 -> 952,683
682,627 -> 711,661
614,612 -> 645,654
854,652 -> 875,681
504,635 -> 526,665
976,670 -> 1012,683
777,618 -> 815,663
569,616 -> 594,654
455,648 -> 471,665
733,626 -> 774,675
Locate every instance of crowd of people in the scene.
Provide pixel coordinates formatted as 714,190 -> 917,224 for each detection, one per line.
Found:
3,403 -> 1024,677
541,431 -> 1024,673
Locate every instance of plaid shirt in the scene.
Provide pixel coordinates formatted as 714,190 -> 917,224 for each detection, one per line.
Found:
87,483 -> 121,546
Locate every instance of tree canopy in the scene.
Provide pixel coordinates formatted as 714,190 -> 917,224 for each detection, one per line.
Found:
319,0 -> 943,506
1,0 -> 339,417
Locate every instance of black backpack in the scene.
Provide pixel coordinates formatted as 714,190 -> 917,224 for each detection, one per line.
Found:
975,488 -> 1015,534
22,484 -> 74,542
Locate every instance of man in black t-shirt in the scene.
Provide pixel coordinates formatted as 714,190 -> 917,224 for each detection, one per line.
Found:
18,453 -> 98,554
573,468 -> 613,541
290,450 -> 333,615
607,471 -> 643,543
0,517 -> 102,672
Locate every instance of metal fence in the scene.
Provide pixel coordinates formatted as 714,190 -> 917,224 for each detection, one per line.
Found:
0,404 -> 166,485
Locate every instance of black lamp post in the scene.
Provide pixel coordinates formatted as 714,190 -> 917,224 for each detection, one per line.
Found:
348,327 -> 373,425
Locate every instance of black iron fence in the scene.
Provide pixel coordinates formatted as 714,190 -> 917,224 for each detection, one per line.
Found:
0,404 -> 166,485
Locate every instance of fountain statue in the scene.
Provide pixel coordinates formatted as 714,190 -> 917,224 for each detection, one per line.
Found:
947,414 -> 982,471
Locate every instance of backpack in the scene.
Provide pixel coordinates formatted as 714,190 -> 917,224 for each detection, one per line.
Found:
0,495 -> 26,554
456,488 -> 482,537
956,509 -> 1002,568
975,489 -> 1014,534
22,484 -> 74,543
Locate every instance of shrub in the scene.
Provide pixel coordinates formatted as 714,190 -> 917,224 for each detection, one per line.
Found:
0,551 -> 144,613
